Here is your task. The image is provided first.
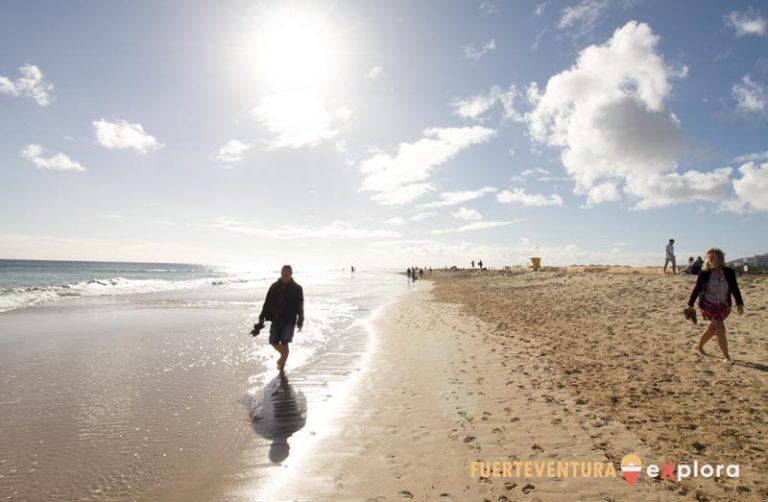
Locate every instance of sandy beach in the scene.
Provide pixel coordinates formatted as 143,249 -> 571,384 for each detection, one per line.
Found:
2,268 -> 766,501
256,270 -> 767,501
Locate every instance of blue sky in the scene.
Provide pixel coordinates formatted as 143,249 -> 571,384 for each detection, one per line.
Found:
1,0 -> 767,267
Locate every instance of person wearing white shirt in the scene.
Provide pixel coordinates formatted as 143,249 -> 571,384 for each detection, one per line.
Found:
664,238 -> 676,274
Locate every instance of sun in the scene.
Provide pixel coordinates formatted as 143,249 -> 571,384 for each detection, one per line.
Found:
250,7 -> 342,91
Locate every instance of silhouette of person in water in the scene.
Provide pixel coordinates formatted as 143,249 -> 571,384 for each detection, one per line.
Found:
247,372 -> 307,463
259,265 -> 304,373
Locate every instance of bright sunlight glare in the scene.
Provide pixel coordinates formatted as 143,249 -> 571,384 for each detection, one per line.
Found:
251,8 -> 342,90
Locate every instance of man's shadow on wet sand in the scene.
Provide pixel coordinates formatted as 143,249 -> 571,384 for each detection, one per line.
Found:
244,373 -> 307,464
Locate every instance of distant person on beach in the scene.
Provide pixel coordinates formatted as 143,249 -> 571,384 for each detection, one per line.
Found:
471,260 -> 475,269
478,259 -> 483,269
406,267 -> 412,280
680,257 -> 695,274
419,268 -> 424,279
686,248 -> 744,364
259,265 -> 304,373
692,256 -> 703,274
664,239 -> 676,274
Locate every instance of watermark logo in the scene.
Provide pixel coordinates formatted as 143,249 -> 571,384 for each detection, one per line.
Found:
620,454 -> 642,485
469,453 -> 740,485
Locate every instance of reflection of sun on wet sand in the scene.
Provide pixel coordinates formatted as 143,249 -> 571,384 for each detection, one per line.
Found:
261,269 -> 767,501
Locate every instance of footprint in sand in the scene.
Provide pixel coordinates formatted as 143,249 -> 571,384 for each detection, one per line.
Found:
385,425 -> 399,435
522,483 -> 536,494
398,489 -> 414,499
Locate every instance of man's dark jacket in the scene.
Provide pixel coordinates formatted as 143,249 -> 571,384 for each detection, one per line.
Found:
259,279 -> 304,327
687,267 -> 744,307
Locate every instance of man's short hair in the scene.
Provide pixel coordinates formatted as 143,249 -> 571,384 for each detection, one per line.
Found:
281,264 -> 293,274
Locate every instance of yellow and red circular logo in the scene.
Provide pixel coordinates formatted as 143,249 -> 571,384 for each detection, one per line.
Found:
620,454 -> 642,485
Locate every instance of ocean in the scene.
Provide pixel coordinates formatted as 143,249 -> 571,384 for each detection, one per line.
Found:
0,259 -> 410,500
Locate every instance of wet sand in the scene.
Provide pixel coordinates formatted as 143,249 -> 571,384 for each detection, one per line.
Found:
0,271 -> 405,501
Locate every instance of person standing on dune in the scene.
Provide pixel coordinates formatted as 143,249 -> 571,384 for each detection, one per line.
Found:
664,238 -> 677,274
258,265 -> 304,373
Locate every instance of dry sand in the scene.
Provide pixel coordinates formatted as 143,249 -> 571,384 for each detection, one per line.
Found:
430,270 -> 768,501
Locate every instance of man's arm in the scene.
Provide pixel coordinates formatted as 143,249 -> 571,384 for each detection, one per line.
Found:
297,286 -> 304,330
259,283 -> 275,322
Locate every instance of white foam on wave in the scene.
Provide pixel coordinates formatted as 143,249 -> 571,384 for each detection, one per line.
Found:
0,274 -> 264,313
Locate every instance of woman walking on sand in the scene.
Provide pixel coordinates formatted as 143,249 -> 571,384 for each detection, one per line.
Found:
686,248 -> 744,364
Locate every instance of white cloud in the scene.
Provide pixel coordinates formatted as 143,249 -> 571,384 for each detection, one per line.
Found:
0,64 -> 53,106
451,85 -> 523,122
366,65 -> 383,80
431,220 -> 522,235
732,162 -> 768,211
586,182 -> 619,206
412,212 -> 438,221
497,188 -> 563,206
735,150 -> 768,162
558,0 -> 609,35
733,75 -> 767,115
527,21 -> 699,209
451,207 -> 483,221
212,139 -> 252,164
385,217 -> 407,226
371,183 -> 437,206
417,186 -> 497,208
623,168 -> 733,210
535,3 -> 547,16
20,144 -> 85,171
724,7 -> 767,37
510,167 -> 551,182
93,119 -> 163,153
520,237 -> 531,245
213,218 -> 401,239
464,39 -> 496,60
359,127 -> 496,204
252,92 -> 350,149
479,1 -> 498,15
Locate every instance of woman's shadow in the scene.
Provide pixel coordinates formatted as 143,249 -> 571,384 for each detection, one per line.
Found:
244,372 -> 307,464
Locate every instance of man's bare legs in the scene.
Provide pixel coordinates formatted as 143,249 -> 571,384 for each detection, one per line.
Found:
271,343 -> 290,371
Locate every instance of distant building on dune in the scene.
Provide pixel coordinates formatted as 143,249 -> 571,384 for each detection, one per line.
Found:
727,253 -> 768,271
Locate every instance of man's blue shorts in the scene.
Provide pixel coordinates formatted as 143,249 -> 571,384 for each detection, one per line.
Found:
269,322 -> 295,345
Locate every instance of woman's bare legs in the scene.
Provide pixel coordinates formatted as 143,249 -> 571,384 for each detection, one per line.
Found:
696,321 -> 717,355
713,320 -> 731,362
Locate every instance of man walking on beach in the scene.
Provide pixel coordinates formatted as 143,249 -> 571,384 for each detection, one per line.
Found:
664,239 -> 677,274
259,265 -> 304,372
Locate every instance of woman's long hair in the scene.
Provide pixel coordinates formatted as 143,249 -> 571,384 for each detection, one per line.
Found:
702,248 -> 725,272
